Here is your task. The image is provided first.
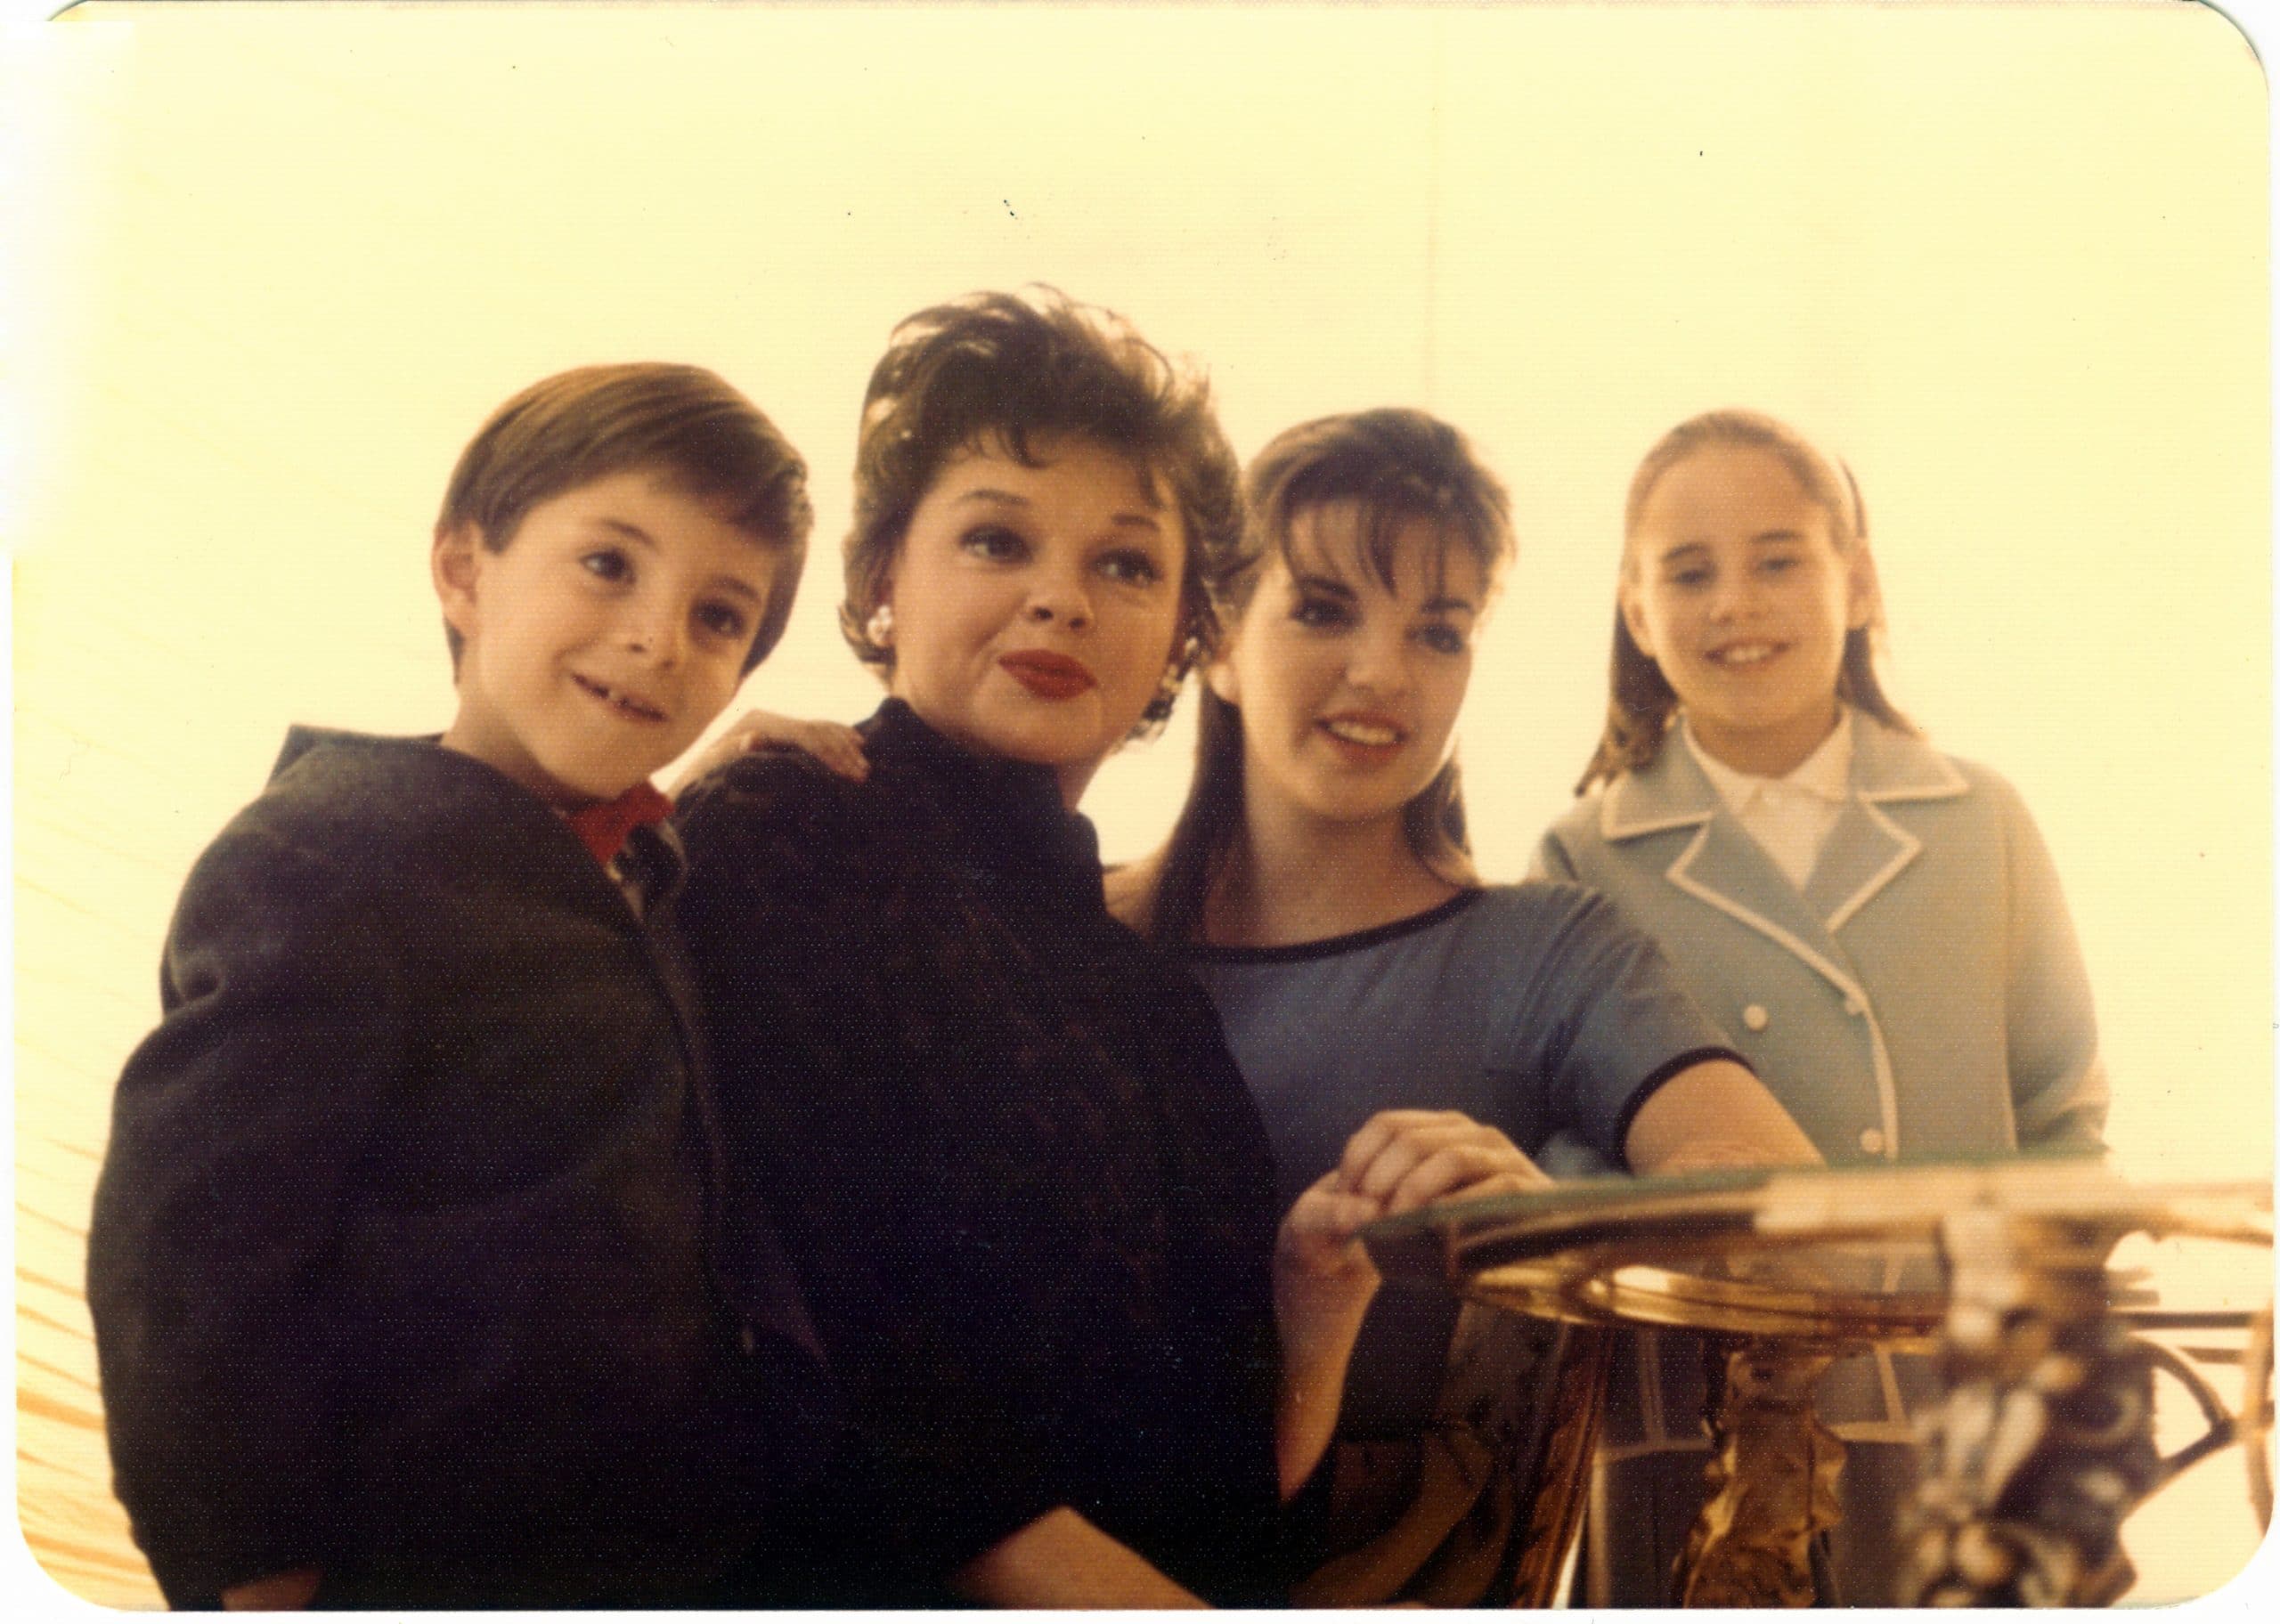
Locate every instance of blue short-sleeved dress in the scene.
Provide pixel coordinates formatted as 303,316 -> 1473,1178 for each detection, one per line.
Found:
1188,883 -> 1741,1439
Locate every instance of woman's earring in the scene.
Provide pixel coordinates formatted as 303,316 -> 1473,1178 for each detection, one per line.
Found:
1136,638 -> 1201,736
865,604 -> 895,647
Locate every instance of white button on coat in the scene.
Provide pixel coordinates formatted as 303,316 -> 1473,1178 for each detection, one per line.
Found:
1860,1128 -> 1886,1156
1741,1004 -> 1770,1032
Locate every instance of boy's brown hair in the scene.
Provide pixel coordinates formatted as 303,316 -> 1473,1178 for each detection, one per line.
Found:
436,363 -> 813,673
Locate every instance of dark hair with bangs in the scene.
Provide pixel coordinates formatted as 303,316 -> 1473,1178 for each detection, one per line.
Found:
1142,409 -> 1516,945
840,287 -> 1242,734
1575,408 -> 1915,793
436,362 -> 813,674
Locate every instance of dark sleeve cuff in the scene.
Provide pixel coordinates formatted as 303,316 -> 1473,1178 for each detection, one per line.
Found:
1610,1044 -> 1753,1168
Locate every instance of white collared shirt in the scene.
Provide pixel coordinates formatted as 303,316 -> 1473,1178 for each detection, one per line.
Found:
1682,709 -> 1855,890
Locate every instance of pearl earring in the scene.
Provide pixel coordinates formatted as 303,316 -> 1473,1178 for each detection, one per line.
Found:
866,604 -> 895,646
1136,638 -> 1201,735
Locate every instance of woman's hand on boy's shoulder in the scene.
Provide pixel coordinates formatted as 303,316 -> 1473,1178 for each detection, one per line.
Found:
669,709 -> 868,800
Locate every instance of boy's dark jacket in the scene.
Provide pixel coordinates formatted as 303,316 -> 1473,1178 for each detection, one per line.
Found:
86,728 -> 838,1610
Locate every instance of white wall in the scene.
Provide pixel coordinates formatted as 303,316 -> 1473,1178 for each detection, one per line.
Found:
9,2 -> 2270,1607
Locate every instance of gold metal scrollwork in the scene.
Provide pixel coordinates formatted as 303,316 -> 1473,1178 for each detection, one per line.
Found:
1673,1338 -> 1845,1607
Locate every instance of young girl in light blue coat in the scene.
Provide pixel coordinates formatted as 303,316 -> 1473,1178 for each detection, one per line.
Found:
1537,409 -> 2110,1605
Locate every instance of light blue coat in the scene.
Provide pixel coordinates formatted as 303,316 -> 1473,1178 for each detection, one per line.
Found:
1535,717 -> 2110,1603
1537,716 -> 2108,1169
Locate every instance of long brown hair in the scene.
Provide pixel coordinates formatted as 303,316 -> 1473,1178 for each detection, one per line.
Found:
1575,409 -> 1916,794
1145,409 -> 1514,945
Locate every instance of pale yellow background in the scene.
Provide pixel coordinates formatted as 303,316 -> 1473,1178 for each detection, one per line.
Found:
7,0 -> 2273,1610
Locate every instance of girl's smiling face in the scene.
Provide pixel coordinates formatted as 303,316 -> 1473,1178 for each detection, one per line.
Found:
1621,443 -> 1873,777
1209,502 -> 1483,836
881,434 -> 1185,804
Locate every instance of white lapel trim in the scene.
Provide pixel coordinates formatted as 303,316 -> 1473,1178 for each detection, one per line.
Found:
1600,751 -> 1719,842
1815,722 -> 1967,933
1854,723 -> 1971,804
1822,799 -> 1923,936
1665,823 -> 1905,1157
1667,824 -> 1867,1006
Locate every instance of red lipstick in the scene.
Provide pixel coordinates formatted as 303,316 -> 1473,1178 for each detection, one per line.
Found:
998,650 -> 1096,701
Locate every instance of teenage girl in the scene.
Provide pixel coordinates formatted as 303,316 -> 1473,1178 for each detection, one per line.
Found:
1537,408 -> 2109,1605
1110,408 -> 1820,1598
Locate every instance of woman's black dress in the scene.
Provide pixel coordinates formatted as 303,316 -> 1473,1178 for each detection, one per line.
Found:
672,700 -> 1288,1605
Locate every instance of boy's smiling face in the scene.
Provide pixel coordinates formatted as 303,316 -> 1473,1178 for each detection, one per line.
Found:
435,467 -> 781,808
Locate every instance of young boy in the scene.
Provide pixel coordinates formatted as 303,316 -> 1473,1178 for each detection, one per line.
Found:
86,364 -> 839,1610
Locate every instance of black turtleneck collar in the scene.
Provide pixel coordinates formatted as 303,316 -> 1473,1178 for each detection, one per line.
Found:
857,699 -> 1105,913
